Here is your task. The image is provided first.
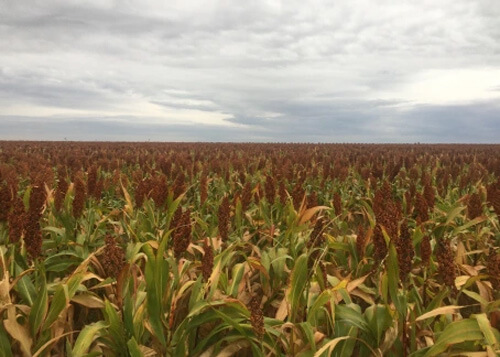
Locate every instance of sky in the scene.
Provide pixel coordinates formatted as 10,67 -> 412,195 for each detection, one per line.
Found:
1,0 -> 499,142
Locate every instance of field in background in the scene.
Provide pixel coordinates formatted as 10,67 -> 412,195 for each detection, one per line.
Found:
1,142 -> 500,356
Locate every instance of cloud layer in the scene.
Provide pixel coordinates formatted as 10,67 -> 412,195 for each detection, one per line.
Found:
1,0 -> 499,142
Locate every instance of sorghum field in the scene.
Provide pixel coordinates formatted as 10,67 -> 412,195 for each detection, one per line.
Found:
1,142 -> 500,356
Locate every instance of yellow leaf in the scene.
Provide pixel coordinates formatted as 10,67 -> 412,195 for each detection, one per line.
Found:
4,305 -> 33,357
314,336 -> 350,357
347,273 -> 370,293
416,305 -> 465,321
275,297 -> 288,321
299,206 -> 329,225
121,182 -> 134,216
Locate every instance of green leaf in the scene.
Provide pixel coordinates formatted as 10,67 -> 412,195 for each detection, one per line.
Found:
143,244 -> 166,347
289,254 -> 308,322
72,321 -> 107,357
299,322 -> 317,351
365,304 -> 392,345
461,289 -> 488,306
445,206 -> 465,225
229,263 -> 245,297
387,242 -> 405,316
14,264 -> 36,306
43,284 -> 68,330
307,289 -> 333,326
453,216 -> 486,235
424,318 -> 484,356
127,337 -> 144,357
335,304 -> 368,331
103,300 -> 128,355
473,313 -> 499,347
66,273 -> 84,298
0,323 -> 13,357
29,272 -> 48,337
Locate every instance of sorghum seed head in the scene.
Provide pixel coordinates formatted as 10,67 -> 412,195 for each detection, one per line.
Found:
423,182 -> 435,210
396,219 -> 414,282
201,239 -> 214,282
218,196 -> 230,241
487,250 -> 500,290
8,197 -> 25,244
356,225 -> 366,257
264,175 -> 275,204
420,235 -> 431,267
414,192 -> 429,223
100,235 -> 125,279
333,192 -> 342,216
72,172 -> 86,218
248,295 -> 264,340
436,239 -> 457,293
467,192 -> 483,220
173,209 -> 191,259
241,181 -> 252,211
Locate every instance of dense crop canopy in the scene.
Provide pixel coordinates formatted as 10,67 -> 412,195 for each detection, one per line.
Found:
0,142 -> 499,356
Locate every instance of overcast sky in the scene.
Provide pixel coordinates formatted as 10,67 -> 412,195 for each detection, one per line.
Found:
1,0 -> 499,142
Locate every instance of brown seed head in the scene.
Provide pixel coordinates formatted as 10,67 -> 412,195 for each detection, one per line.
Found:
151,175 -> 168,207
264,175 -> 275,204
8,197 -> 25,244
100,235 -> 126,278
333,192 -> 342,216
173,209 -> 191,259
467,192 -> 483,220
373,224 -> 387,262
55,176 -> 68,212
396,219 -> 414,282
248,295 -> 265,340
29,181 -> 46,217
24,213 -> 42,259
72,172 -> 86,218
201,239 -> 214,282
414,192 -> 429,223
200,174 -> 208,205
487,249 -> 500,290
241,181 -> 252,211
420,235 -> 431,267
218,196 -> 230,241
0,181 -> 11,222
356,225 -> 366,257
423,182 -> 435,210
436,239 -> 457,293
486,184 -> 500,216
172,172 -> 186,199
278,180 -> 287,205
291,182 -> 305,210
87,165 -> 98,198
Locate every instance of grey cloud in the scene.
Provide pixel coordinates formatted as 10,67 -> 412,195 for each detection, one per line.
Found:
392,101 -> 500,143
1,0 -> 500,142
3,98 -> 498,143
0,115 -> 269,142
150,101 -> 220,112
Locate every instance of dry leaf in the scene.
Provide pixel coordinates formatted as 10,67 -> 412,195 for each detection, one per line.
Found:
4,305 -> 33,357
